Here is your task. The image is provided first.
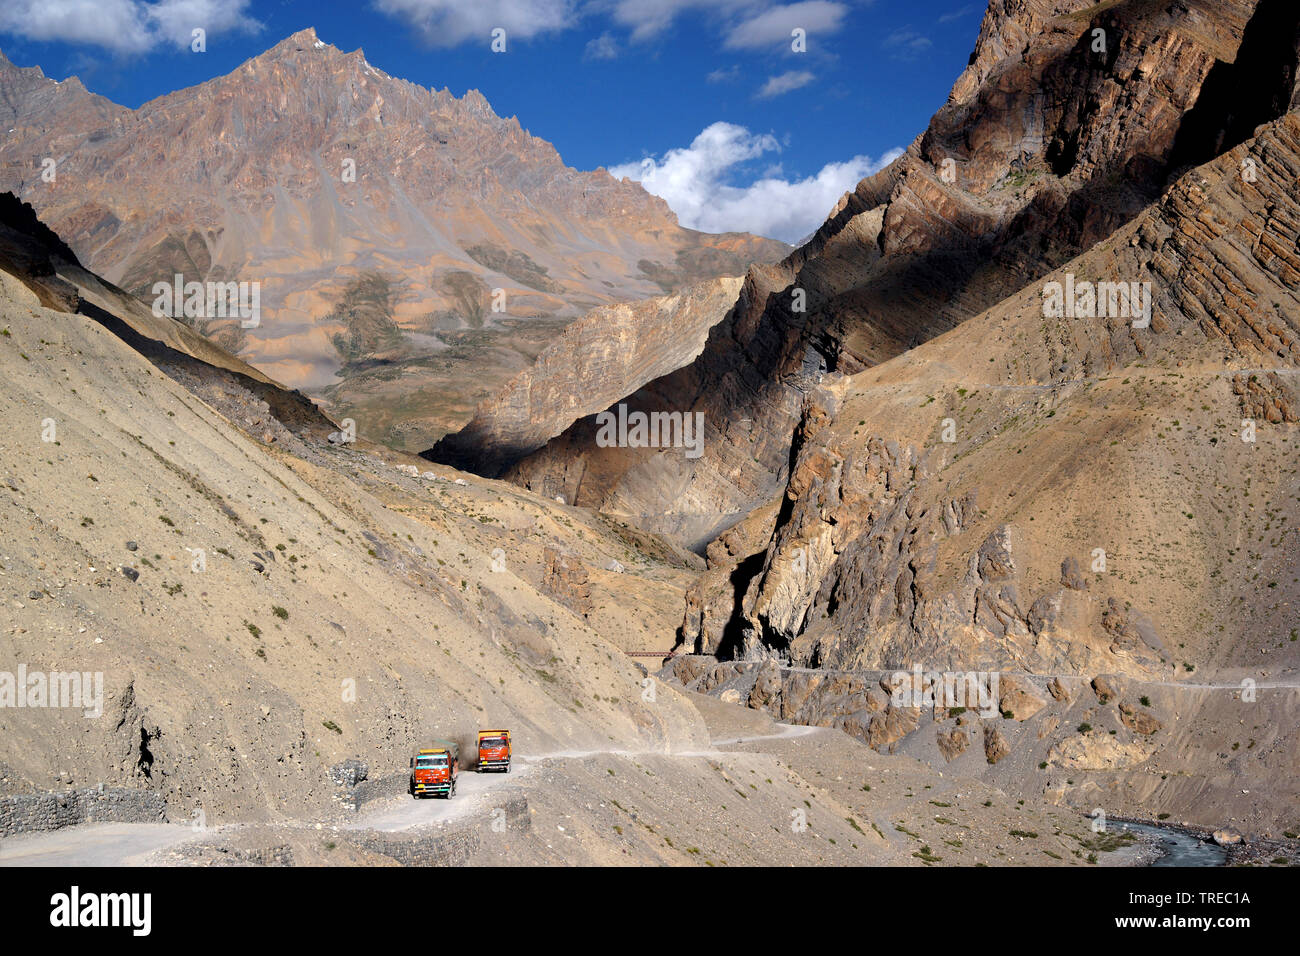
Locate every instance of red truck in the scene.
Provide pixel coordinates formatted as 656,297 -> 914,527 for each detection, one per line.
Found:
477,729 -> 511,773
410,739 -> 460,798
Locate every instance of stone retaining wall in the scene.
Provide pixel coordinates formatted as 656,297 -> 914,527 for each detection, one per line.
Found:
349,772 -> 409,811
344,791 -> 530,866
0,786 -> 167,837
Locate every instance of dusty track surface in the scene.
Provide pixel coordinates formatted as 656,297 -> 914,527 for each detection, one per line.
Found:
1,700 -> 1130,867
0,720 -> 823,865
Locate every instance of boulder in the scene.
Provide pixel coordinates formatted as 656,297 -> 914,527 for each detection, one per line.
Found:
540,546 -> 593,617
1118,701 -> 1162,735
983,723 -> 1011,765
1060,556 -> 1089,590
747,661 -> 783,710
998,675 -> 1047,721
1091,676 -> 1118,704
1212,828 -> 1243,846
937,727 -> 970,761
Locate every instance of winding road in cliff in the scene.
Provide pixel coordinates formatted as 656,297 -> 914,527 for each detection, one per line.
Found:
0,724 -> 820,865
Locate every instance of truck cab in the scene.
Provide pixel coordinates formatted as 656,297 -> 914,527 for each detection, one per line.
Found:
410,741 -> 460,798
477,729 -> 511,773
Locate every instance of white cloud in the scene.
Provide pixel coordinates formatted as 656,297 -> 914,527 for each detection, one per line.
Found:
609,121 -> 902,242
756,69 -> 813,98
374,0 -> 576,47
937,4 -> 979,25
367,0 -> 852,51
0,0 -> 260,55
583,31 -> 620,59
606,0 -> 748,41
707,63 -> 740,82
147,0 -> 260,47
884,27 -> 931,59
724,1 -> 847,50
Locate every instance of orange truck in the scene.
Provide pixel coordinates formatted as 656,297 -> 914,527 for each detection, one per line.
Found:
477,729 -> 511,773
409,739 -> 460,798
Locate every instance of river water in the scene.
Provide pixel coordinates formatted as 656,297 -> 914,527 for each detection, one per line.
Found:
1114,821 -> 1229,866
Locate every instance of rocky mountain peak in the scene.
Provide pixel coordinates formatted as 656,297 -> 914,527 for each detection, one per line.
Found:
0,32 -> 786,450
0,49 -> 49,87
949,0 -> 1093,106
261,26 -> 332,56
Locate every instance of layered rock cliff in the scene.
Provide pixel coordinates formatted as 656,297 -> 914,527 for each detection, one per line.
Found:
631,78 -> 1300,837
664,102 -> 1300,828
692,93 -> 1300,663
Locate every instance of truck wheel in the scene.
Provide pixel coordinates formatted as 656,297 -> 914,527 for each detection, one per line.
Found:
505,761 -> 511,774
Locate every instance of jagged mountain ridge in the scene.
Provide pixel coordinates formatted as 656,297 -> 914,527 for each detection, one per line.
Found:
0,28 -> 787,449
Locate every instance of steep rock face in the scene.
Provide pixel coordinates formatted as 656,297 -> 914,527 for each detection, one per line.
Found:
686,106 -> 1300,769
541,546 -> 594,618
504,261 -> 803,547
0,30 -> 786,448
505,0 -> 1299,551
427,276 -> 744,476
0,56 -> 125,146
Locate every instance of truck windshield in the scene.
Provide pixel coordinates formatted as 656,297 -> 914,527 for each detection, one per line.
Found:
416,755 -> 448,768
480,738 -> 507,749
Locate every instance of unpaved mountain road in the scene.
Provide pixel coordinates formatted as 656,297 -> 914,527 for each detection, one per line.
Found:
704,723 -> 820,747
0,724 -> 825,865
0,823 -> 193,867
345,763 -> 532,834
354,723 -> 824,833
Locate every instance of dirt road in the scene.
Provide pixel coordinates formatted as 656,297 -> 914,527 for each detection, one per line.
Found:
0,823 -> 195,867
0,724 -> 823,865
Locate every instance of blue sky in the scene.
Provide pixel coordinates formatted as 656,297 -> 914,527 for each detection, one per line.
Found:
0,1 -> 986,241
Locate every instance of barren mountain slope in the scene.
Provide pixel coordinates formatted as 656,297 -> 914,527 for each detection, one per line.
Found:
502,0 -> 1300,551
0,30 -> 786,450
668,107 -> 1300,832
0,211 -> 1104,865
0,221 -> 714,822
